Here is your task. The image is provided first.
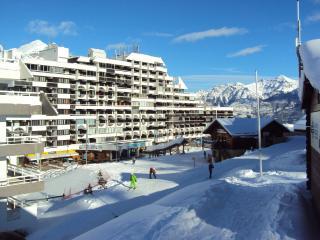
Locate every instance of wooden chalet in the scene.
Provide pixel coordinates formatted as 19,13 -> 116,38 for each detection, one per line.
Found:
144,137 -> 188,157
203,118 -> 289,161
298,39 -> 320,215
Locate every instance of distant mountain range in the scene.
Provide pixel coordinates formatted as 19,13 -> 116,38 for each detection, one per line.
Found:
17,40 -> 48,55
197,75 -> 303,123
0,40 -> 48,58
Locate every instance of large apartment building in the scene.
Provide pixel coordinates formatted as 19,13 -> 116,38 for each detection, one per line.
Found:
0,43 -> 233,162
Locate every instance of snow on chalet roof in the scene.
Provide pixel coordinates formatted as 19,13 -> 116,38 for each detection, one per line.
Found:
299,39 -> 320,99
205,118 -> 278,136
146,137 -> 186,152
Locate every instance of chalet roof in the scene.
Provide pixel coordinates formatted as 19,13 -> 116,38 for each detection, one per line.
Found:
145,137 -> 187,152
299,39 -> 320,100
204,118 -> 286,137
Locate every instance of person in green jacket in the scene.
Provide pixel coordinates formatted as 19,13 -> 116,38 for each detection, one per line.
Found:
130,173 -> 137,189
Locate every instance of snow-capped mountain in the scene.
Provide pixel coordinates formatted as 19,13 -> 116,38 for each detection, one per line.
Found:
198,75 -> 303,123
18,40 -> 48,56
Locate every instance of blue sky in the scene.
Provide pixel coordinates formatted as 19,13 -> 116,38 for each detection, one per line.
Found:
1,0 -> 320,91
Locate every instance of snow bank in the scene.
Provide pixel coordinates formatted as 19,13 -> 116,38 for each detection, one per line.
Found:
25,137 -> 317,240
74,137 -> 316,240
76,175 -> 310,240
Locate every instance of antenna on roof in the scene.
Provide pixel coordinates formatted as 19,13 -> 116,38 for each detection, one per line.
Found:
132,44 -> 139,53
296,0 -> 303,76
296,0 -> 302,47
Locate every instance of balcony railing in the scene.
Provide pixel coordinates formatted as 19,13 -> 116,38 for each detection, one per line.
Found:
0,90 -> 39,97
1,135 -> 42,145
0,174 -> 42,187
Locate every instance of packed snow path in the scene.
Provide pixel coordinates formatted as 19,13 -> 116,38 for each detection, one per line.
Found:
25,137 -> 319,240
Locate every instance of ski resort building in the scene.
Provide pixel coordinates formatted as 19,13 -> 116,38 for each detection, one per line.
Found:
0,91 -> 55,231
0,43 -> 233,164
203,118 -> 289,161
298,39 -> 320,216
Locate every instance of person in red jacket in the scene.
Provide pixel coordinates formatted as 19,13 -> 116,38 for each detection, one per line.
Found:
149,167 -> 157,179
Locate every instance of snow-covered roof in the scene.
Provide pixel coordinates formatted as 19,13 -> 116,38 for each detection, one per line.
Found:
293,115 -> 306,131
299,39 -> 320,99
126,52 -> 164,65
205,118 -> 285,136
283,124 -> 294,132
145,137 -> 186,152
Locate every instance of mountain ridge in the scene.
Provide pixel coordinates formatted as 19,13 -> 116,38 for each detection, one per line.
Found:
198,75 -> 302,123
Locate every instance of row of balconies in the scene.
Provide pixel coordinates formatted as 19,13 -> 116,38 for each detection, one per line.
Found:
72,131 -> 204,142
96,120 -> 167,128
76,94 -> 115,101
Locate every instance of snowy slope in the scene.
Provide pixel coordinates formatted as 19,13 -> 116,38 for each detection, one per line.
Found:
22,137 -> 319,240
73,137 -> 317,240
198,75 -> 302,123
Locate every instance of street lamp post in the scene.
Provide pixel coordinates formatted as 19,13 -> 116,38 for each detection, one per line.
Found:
85,119 -> 88,166
255,70 -> 263,177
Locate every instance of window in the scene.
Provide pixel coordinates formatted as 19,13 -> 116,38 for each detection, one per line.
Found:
39,65 -> 50,72
28,64 -> 38,71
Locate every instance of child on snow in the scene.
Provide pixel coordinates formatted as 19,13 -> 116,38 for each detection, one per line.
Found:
149,167 -> 157,179
130,173 -> 137,189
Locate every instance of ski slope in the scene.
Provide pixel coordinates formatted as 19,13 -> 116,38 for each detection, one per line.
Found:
24,137 -> 319,240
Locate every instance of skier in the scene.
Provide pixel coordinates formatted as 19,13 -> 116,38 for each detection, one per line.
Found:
204,151 -> 207,160
132,157 -> 136,165
130,173 -> 137,189
149,167 -> 157,179
84,183 -> 93,194
208,161 -> 214,179
97,171 -> 107,189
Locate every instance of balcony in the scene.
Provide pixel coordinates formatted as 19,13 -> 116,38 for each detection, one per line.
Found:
0,175 -> 43,198
117,123 -> 124,127
108,122 -> 115,127
125,122 -> 132,127
0,136 -> 44,157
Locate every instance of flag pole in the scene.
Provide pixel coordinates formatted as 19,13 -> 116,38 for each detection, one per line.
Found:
255,70 -> 263,177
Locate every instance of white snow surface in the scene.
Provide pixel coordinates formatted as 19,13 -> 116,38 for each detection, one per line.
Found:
146,137 -> 185,152
300,39 -> 320,99
24,137 -> 318,240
